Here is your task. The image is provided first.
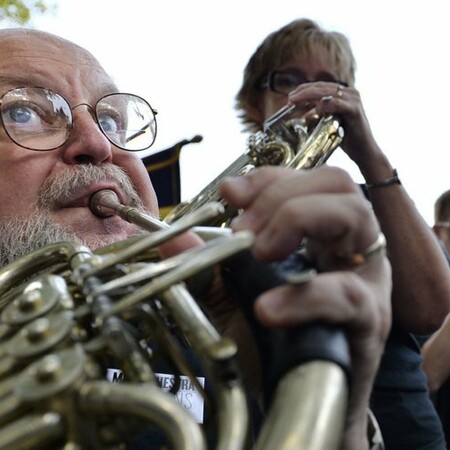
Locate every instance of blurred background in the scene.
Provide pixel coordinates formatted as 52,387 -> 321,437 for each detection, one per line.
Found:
1,0 -> 448,224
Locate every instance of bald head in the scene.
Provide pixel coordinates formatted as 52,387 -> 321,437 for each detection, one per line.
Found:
0,27 -> 116,98
0,28 -> 91,52
0,27 -> 102,68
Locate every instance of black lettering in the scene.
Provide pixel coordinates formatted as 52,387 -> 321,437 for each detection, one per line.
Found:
176,392 -> 194,409
180,378 -> 194,391
183,393 -> 193,409
158,376 -> 176,389
111,372 -> 124,383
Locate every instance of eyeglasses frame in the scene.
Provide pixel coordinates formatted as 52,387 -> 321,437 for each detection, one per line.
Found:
0,86 -> 158,152
260,69 -> 349,95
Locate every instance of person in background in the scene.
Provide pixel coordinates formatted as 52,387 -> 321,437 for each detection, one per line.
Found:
0,27 -> 391,449
421,189 -> 450,447
432,189 -> 450,257
235,18 -> 450,449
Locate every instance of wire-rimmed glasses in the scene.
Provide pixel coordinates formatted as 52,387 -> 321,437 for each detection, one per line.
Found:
0,86 -> 158,151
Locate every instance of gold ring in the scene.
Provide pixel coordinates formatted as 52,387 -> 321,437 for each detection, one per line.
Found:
337,232 -> 387,266
336,86 -> 344,98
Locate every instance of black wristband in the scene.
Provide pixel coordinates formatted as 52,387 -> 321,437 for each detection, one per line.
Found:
365,169 -> 401,189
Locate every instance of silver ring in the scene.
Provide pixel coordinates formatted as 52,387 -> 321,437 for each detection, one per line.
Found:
337,232 -> 387,266
336,86 -> 344,98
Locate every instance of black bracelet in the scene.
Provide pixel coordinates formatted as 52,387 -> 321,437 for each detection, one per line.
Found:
365,169 -> 401,189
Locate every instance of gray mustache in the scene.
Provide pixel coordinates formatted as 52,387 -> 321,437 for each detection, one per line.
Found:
39,164 -> 143,210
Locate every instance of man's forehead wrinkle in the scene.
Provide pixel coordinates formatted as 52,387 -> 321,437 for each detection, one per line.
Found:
0,59 -> 118,97
0,32 -> 120,95
0,28 -> 94,57
0,49 -> 103,70
0,32 -> 100,66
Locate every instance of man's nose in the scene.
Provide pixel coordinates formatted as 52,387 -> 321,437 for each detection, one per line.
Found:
61,104 -> 114,165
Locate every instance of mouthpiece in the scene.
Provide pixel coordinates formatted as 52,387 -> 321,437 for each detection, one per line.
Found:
89,189 -> 168,231
89,189 -> 118,218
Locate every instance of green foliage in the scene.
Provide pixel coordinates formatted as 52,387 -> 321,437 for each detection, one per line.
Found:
0,0 -> 51,25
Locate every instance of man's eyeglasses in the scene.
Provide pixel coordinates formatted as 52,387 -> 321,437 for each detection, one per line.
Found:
261,70 -> 348,95
0,87 -> 158,151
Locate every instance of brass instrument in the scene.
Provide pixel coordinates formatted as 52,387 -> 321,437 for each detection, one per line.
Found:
0,107 -> 351,449
0,203 -> 255,450
0,195 -> 349,450
164,106 -> 344,225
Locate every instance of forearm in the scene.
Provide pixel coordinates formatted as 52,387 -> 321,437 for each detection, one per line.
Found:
422,318 -> 450,391
340,339 -> 384,450
340,391 -> 370,450
341,362 -> 382,450
359,151 -> 450,333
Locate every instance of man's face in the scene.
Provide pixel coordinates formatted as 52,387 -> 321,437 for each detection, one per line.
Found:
434,222 -> 450,256
258,46 -> 340,121
0,31 -> 159,257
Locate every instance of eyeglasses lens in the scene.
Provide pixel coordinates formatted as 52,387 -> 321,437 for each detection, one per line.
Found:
1,87 -> 72,150
97,94 -> 157,151
271,72 -> 308,95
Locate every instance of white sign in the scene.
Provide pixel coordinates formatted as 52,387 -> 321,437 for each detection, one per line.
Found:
106,368 -> 206,423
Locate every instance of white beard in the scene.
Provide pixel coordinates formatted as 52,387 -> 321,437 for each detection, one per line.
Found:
0,212 -> 82,267
0,163 -> 150,268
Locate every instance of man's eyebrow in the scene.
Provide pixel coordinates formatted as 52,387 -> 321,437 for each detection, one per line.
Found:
0,75 -> 34,87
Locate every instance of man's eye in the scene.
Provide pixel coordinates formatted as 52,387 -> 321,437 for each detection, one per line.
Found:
1,103 -> 51,130
99,114 -> 120,133
5,106 -> 35,124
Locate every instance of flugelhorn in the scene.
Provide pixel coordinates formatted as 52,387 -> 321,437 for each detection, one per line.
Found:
164,106 -> 344,226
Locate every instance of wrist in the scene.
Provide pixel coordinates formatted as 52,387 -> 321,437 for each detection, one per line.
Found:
365,169 -> 401,190
341,405 -> 369,449
341,409 -> 384,450
355,150 -> 393,183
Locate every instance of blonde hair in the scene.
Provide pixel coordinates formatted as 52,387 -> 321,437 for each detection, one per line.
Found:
235,19 -> 356,133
